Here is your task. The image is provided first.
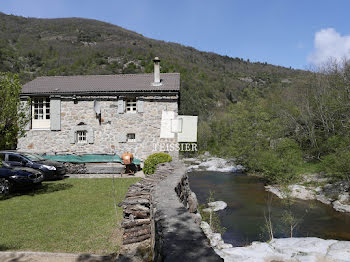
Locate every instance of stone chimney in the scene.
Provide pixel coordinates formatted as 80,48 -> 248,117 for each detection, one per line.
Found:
152,57 -> 161,86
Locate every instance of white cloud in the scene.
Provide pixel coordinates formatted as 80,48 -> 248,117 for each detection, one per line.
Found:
308,28 -> 350,66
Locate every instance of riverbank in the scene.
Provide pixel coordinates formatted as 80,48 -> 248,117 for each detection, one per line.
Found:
214,236 -> 350,262
265,174 -> 350,214
184,154 -> 243,173
201,220 -> 350,262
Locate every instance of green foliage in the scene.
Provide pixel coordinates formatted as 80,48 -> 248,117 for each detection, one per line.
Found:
294,162 -> 322,176
322,150 -> 350,180
199,88 -> 303,184
251,139 -> 303,184
143,153 -> 172,174
0,72 -> 29,149
200,61 -> 350,183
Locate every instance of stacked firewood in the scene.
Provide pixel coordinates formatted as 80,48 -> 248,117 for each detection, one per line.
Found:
119,163 -> 174,245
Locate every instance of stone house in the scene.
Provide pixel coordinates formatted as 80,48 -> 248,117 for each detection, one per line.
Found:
17,58 -> 180,160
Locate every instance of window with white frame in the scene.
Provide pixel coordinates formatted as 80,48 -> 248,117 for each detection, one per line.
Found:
127,133 -> 136,142
32,97 -> 50,129
126,98 -> 137,113
77,130 -> 87,144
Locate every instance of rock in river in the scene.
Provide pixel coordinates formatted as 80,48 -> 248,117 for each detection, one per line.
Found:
203,201 -> 227,212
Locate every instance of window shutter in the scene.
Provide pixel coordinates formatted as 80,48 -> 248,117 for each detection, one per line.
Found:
118,99 -> 125,114
21,98 -> 31,131
137,99 -> 144,113
70,130 -> 76,144
87,129 -> 94,144
118,133 -> 127,143
50,98 -> 61,131
136,135 -> 143,143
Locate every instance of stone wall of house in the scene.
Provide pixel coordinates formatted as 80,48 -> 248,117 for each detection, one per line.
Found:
17,95 -> 179,161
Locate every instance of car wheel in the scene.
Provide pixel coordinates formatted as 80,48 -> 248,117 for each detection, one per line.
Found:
0,178 -> 10,195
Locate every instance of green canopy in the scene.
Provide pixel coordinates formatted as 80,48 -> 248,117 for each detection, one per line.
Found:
42,154 -> 141,165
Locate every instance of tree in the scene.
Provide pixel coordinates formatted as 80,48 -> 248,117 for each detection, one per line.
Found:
0,73 -> 29,150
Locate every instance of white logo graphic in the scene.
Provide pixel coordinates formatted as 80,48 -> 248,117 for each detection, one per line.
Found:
160,111 -> 198,142
156,111 -> 198,152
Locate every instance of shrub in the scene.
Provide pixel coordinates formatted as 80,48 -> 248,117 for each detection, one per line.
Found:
322,150 -> 350,181
250,138 -> 303,184
143,153 -> 172,174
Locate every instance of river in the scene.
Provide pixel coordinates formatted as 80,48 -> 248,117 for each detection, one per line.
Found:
188,170 -> 350,247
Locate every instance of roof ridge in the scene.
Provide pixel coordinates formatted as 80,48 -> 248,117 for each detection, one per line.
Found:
36,72 -> 179,79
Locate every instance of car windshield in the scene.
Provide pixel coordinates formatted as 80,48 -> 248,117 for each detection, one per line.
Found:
22,153 -> 46,161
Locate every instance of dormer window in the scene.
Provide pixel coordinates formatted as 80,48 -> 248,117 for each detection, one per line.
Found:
126,98 -> 137,113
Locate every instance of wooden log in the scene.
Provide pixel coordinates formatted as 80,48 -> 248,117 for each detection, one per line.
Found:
128,187 -> 152,192
123,226 -> 151,239
127,188 -> 150,192
125,204 -> 150,212
128,188 -> 151,192
124,210 -> 149,219
122,219 -> 151,228
125,195 -> 151,200
124,224 -> 150,234
121,198 -> 150,205
126,191 -> 151,195
125,195 -> 151,199
123,233 -> 151,245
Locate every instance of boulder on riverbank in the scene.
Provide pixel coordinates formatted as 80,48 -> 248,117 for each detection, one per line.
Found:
215,237 -> 350,262
203,201 -> 227,212
265,176 -> 350,214
184,156 -> 243,173
200,221 -> 233,250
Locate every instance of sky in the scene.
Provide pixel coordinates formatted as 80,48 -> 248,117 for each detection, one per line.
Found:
1,0 -> 350,70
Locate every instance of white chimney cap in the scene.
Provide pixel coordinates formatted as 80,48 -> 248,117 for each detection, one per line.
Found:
152,57 -> 161,86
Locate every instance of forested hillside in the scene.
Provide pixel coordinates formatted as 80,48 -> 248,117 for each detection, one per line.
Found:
0,12 -> 307,118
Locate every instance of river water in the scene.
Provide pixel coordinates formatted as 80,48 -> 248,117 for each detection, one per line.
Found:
188,171 -> 350,247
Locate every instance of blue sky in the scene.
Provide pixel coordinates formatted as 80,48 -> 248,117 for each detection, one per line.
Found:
1,0 -> 350,69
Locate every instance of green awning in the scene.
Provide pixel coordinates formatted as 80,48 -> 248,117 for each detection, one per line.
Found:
42,154 -> 141,165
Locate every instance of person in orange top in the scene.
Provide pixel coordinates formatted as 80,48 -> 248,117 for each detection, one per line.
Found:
121,152 -> 134,174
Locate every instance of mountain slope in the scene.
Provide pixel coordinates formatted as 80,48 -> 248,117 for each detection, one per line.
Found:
0,12 -> 308,116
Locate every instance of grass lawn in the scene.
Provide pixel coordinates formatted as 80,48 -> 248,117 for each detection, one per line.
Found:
0,178 -> 140,254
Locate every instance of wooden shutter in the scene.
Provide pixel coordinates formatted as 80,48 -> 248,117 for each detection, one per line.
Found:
50,98 -> 61,131
21,97 -> 31,131
70,130 -> 76,144
87,129 -> 94,144
117,99 -> 125,114
118,133 -> 127,143
137,99 -> 144,113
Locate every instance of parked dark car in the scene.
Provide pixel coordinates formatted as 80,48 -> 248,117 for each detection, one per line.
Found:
0,151 -> 66,180
0,161 -> 44,194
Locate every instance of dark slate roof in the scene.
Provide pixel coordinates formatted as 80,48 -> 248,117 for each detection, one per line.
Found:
21,73 -> 180,95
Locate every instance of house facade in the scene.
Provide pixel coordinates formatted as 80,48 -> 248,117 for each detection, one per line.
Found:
17,58 -> 180,161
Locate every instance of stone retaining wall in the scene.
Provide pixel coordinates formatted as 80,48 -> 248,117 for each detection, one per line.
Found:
118,161 -> 222,261
119,165 -> 173,246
